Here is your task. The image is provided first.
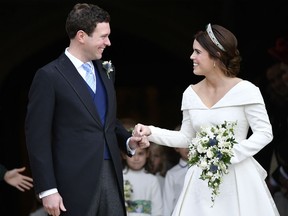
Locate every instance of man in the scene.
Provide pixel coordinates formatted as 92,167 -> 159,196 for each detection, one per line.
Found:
25,3 -> 149,216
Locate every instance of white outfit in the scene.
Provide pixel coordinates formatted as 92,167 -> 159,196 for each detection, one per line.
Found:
123,168 -> 163,216
148,81 -> 280,216
155,172 -> 165,193
163,158 -> 188,216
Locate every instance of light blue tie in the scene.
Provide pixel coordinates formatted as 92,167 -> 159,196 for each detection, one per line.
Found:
82,63 -> 96,93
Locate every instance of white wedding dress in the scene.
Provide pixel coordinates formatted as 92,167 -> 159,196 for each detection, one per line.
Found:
148,80 -> 280,216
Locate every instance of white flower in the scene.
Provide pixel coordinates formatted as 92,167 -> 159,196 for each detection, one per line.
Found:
188,121 -> 237,206
197,143 -> 206,153
102,60 -> 113,79
199,160 -> 208,169
206,149 -> 214,158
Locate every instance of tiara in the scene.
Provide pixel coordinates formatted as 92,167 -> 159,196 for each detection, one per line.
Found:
206,23 -> 225,51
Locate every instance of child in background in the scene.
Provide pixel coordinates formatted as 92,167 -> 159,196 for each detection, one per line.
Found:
147,142 -> 170,192
162,147 -> 189,216
122,147 -> 163,216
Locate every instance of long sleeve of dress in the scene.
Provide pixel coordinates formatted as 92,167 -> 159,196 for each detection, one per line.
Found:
148,109 -> 193,148
231,102 -> 273,164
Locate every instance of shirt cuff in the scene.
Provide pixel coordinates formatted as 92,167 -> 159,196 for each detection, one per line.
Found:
39,188 -> 58,199
126,138 -> 136,156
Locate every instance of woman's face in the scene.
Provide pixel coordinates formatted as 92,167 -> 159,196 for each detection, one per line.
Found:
190,39 -> 214,76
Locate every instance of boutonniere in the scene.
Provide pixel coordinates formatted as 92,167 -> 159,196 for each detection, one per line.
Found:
102,60 -> 113,79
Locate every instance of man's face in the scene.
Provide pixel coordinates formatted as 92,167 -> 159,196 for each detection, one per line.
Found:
85,22 -> 111,60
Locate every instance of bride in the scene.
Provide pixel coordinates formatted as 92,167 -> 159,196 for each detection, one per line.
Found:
133,23 -> 280,216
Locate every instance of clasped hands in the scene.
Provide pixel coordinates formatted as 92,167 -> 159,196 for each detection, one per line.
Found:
128,123 -> 151,150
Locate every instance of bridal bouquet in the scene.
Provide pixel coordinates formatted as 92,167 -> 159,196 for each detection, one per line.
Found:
188,121 -> 237,206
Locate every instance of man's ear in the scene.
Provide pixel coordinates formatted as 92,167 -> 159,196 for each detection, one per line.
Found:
76,30 -> 87,43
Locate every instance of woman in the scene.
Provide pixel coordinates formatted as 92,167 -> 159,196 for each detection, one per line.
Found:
134,24 -> 280,215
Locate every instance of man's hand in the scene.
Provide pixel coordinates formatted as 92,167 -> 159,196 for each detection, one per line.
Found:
128,135 -> 150,150
42,193 -> 67,216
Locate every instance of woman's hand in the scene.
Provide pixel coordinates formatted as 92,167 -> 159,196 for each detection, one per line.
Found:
133,123 -> 151,137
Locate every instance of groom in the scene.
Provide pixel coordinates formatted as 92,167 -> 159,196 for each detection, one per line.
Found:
25,3 -> 149,216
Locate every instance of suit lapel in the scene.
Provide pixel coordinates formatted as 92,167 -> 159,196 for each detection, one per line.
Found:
56,54 -> 102,125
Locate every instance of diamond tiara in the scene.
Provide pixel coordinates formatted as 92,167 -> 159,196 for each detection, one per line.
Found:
206,23 -> 225,51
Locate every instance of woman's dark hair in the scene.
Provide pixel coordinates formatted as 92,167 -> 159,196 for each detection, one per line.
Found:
195,24 -> 242,77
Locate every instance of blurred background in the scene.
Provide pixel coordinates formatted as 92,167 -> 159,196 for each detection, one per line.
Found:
0,0 -> 287,215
